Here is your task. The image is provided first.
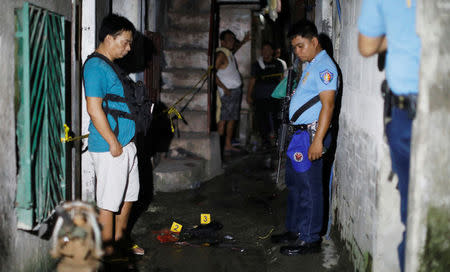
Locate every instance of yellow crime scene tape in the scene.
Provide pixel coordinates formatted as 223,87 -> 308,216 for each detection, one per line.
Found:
260,73 -> 283,80
61,124 -> 89,143
164,66 -> 213,133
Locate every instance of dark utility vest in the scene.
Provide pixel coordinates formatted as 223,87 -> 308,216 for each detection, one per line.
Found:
83,52 -> 153,137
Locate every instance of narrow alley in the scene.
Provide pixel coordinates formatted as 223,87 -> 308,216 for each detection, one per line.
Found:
116,151 -> 353,272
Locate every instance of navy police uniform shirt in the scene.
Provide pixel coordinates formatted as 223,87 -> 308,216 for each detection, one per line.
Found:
358,0 -> 421,95
289,50 -> 338,125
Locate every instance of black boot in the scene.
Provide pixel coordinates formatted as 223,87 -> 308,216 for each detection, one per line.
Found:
270,231 -> 298,244
280,240 -> 322,256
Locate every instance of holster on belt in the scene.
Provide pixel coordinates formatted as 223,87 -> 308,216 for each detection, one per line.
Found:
381,79 -> 417,122
381,80 -> 392,126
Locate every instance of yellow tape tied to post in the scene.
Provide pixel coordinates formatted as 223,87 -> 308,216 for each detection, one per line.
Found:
61,124 -> 89,143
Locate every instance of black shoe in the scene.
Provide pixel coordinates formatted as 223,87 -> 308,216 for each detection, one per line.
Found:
270,231 -> 298,244
280,240 -> 321,256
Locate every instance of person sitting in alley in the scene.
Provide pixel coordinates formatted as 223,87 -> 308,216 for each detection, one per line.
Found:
215,29 -> 250,154
271,20 -> 337,256
83,14 -> 144,257
247,42 -> 284,148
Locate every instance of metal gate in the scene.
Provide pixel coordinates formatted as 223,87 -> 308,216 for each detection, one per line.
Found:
15,2 -> 66,230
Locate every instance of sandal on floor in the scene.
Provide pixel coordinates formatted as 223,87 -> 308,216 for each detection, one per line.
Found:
131,244 -> 145,256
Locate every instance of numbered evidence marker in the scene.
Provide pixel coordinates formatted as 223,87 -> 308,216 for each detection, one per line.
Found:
170,222 -> 183,233
200,213 -> 211,225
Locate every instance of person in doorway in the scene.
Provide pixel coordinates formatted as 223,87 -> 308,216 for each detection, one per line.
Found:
83,14 -> 144,257
271,20 -> 337,256
358,1 -> 420,271
215,29 -> 250,154
275,46 -> 288,76
247,42 -> 284,148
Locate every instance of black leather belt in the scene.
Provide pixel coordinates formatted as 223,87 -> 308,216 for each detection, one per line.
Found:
390,92 -> 417,111
288,124 -> 308,133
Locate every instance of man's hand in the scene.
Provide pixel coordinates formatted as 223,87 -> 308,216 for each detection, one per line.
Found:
110,141 -> 123,157
308,139 -> 323,161
246,95 -> 253,105
223,88 -> 231,96
87,96 -> 123,158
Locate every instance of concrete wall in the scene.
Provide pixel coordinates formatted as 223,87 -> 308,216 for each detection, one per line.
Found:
81,0 -> 97,202
408,1 -> 450,271
315,0 -> 404,271
0,1 -> 72,271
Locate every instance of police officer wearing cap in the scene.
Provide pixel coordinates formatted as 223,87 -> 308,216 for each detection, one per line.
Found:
271,20 -> 338,255
358,1 -> 420,271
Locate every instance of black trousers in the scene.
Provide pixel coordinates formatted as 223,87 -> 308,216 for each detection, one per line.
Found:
254,98 -> 280,143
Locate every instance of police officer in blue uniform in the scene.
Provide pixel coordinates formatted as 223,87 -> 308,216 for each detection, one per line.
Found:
271,20 -> 338,255
358,1 -> 420,271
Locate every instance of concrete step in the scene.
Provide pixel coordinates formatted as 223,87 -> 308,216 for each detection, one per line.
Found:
170,132 -> 214,161
170,132 -> 223,180
174,110 -> 208,133
164,49 -> 208,70
167,12 -> 210,32
164,31 -> 209,49
153,157 -> 206,192
161,68 -> 209,90
160,88 -> 208,111
169,0 -> 211,14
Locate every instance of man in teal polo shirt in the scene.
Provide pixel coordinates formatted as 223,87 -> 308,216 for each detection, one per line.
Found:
358,1 -> 421,271
84,14 -> 144,257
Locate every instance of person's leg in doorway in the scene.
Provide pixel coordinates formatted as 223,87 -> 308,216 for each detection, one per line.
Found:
224,120 -> 239,151
254,99 -> 271,146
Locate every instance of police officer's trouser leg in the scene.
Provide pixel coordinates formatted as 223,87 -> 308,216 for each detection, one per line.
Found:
285,161 -> 303,233
285,158 -> 324,243
386,107 -> 412,272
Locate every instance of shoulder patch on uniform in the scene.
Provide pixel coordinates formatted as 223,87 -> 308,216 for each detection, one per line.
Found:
319,69 -> 334,85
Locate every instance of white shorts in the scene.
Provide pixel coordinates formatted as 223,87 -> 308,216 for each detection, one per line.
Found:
90,142 -> 139,212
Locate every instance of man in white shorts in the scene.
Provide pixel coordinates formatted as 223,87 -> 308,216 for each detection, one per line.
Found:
84,14 -> 143,256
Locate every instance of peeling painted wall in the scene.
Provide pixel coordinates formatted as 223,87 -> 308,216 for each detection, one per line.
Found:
0,1 -> 71,270
315,0 -> 404,271
408,0 -> 450,271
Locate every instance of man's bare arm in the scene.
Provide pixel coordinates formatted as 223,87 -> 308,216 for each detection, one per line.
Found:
308,90 -> 335,161
233,32 -> 250,53
215,52 -> 230,95
246,77 -> 256,105
358,33 -> 387,57
86,96 -> 123,157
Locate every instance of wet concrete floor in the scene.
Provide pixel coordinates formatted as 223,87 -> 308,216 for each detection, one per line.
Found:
113,151 -> 353,272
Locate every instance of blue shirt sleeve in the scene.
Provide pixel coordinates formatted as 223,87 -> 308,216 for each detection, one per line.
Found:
358,0 -> 385,37
315,64 -> 338,92
84,59 -> 107,98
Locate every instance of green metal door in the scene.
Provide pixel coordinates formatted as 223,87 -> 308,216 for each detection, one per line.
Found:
15,2 -> 66,230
